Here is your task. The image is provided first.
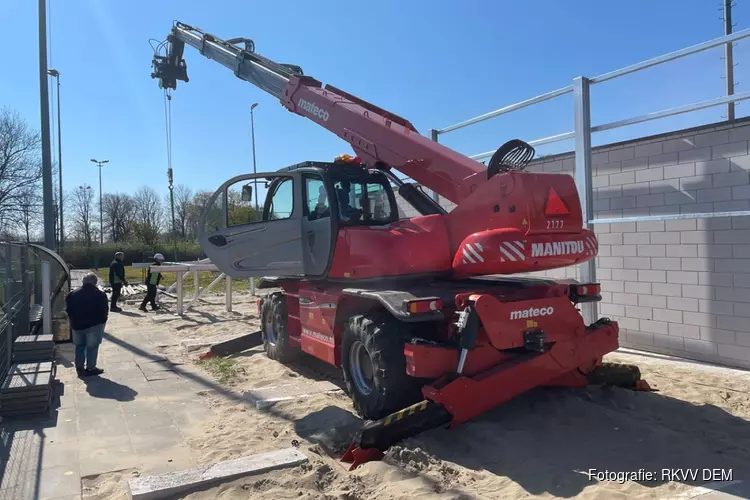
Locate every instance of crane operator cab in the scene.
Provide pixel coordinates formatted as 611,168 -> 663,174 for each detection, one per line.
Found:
199,154 -> 407,279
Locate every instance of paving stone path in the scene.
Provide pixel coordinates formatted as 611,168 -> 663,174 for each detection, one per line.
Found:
0,314 -> 217,500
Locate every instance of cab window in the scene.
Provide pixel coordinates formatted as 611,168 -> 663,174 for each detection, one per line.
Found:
304,176 -> 330,221
264,178 -> 294,221
333,179 -> 393,225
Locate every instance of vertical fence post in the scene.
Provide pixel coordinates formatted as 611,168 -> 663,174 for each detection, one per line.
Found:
176,271 -> 184,316
41,260 -> 52,335
4,244 -> 13,371
226,276 -> 232,313
249,278 -> 256,297
428,129 -> 441,204
573,76 -> 598,325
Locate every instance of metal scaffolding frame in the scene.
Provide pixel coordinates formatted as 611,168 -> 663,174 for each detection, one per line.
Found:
132,260 -> 256,316
429,28 -> 750,324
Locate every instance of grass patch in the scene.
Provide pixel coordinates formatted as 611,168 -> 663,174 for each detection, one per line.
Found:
95,265 -> 256,294
196,356 -> 240,386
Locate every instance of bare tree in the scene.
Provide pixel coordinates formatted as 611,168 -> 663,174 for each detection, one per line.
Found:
187,190 -> 214,241
0,107 -> 42,224
102,193 -> 136,243
16,185 -> 42,242
71,185 -> 95,247
132,186 -> 163,246
172,184 -> 193,240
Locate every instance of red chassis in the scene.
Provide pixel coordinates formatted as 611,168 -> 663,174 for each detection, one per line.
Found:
259,273 -> 618,426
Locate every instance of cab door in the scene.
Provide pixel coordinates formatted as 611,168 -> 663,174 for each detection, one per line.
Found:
300,173 -> 337,277
198,173 -> 305,277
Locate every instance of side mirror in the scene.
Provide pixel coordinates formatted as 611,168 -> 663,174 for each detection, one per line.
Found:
241,184 -> 253,202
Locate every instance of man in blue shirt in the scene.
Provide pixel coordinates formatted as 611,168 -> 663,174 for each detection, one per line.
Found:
66,273 -> 108,377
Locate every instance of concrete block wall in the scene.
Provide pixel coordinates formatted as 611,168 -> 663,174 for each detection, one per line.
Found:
395,118 -> 750,369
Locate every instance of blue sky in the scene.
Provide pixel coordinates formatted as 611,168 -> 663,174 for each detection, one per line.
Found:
1,0 -> 748,199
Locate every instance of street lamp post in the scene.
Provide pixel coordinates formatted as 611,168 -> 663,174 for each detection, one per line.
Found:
250,103 -> 259,213
90,158 -> 108,244
47,69 -> 63,253
78,185 -> 92,247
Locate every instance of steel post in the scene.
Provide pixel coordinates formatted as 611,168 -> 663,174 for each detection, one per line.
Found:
38,0 -> 55,250
51,72 -> 64,252
724,0 -> 735,121
4,245 -> 12,371
573,76 -> 597,325
98,165 -> 103,244
41,261 -> 51,335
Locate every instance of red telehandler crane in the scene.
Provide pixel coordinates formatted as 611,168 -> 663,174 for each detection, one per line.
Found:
152,21 -> 647,469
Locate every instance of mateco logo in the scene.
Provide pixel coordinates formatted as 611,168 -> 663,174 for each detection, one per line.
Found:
510,306 -> 554,320
531,240 -> 584,258
298,98 -> 330,122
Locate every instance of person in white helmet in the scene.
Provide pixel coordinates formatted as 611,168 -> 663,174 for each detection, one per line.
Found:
139,253 -> 165,312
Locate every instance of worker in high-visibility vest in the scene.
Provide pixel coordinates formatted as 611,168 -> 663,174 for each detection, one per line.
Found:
108,252 -> 127,312
139,253 -> 165,312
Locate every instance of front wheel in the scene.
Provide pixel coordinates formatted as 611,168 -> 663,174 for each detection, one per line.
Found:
341,314 -> 424,420
260,292 -> 299,363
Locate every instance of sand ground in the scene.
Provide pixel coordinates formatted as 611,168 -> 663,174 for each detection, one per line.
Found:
85,292 -> 750,500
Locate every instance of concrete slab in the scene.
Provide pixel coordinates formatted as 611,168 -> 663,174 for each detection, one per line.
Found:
123,408 -> 176,429
137,444 -> 197,476
130,425 -> 184,453
37,441 -> 80,470
243,380 -> 342,409
11,362 -> 54,374
127,447 -> 308,500
78,443 -> 139,477
76,428 -> 131,450
1,370 -> 52,392
36,465 -> 81,499
181,341 -> 212,353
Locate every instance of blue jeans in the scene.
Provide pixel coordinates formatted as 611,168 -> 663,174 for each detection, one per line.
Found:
72,324 -> 104,370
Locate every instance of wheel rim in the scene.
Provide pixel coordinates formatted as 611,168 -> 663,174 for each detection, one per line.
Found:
265,311 -> 278,346
349,341 -> 374,396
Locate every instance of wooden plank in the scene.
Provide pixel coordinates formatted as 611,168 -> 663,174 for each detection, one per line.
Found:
1,389 -> 51,401
13,354 -> 54,363
207,331 -> 263,357
15,342 -> 54,352
128,448 -> 307,500
13,350 -> 54,359
0,397 -> 52,417
1,393 -> 52,405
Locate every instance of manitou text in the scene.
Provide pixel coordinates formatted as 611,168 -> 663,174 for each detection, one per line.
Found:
531,240 -> 584,258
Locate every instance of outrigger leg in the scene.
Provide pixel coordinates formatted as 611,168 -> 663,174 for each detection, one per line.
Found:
341,320 -> 652,470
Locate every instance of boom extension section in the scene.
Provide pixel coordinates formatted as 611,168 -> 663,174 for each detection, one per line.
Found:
151,21 -> 496,204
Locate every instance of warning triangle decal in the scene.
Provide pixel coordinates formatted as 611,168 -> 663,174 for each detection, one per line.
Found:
545,187 -> 569,215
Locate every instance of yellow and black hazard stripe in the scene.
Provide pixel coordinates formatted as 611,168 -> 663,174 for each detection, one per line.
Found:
356,400 -> 453,451
383,400 -> 430,426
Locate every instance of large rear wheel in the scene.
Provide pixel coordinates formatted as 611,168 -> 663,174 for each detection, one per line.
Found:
260,292 -> 299,363
341,314 -> 424,421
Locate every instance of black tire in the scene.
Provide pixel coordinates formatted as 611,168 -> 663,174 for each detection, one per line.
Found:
260,292 -> 299,363
341,314 -> 424,421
